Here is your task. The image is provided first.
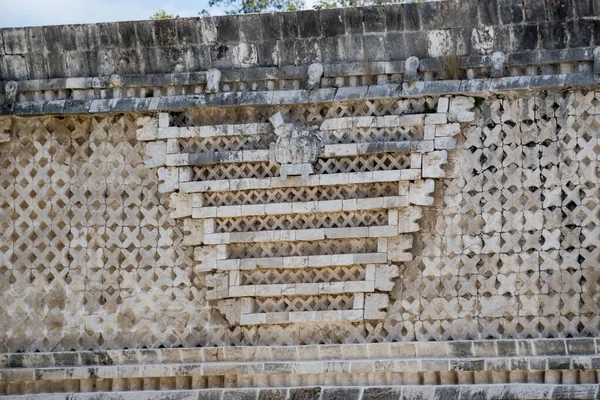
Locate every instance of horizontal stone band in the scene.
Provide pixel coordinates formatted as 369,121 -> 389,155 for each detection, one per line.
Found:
193,197 -> 408,219
2,385 -> 599,400
179,170 -> 422,193
212,253 -> 388,271
203,226 -> 399,245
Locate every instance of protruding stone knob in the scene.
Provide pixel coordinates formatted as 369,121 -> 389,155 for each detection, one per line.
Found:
404,56 -> 420,82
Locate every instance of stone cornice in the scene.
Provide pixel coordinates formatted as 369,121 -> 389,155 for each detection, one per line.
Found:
2,72 -> 600,117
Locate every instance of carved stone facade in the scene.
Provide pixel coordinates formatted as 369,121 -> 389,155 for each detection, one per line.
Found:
134,96 -> 474,327
1,0 -> 600,398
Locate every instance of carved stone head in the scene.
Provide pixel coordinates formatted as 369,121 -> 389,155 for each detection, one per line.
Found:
268,112 -> 323,165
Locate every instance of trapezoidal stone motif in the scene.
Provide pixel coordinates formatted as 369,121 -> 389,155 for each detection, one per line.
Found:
135,96 -> 476,326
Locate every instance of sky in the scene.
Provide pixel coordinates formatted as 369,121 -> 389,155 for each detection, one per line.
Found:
0,0 -> 223,28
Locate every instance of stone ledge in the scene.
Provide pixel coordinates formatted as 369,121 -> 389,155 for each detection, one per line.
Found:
192,197 -> 408,219
154,122 -> 273,140
2,339 -> 596,370
2,47 -> 596,94
0,384 -> 598,400
3,73 -> 600,116
164,141 -> 437,167
203,225 -> 400,245
212,253 -> 388,271
2,354 -> 600,382
240,309 -> 365,325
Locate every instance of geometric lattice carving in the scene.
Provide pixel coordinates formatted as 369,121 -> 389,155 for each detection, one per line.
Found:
214,210 -> 388,233
203,182 -> 398,207
138,97 -> 474,325
3,91 -> 597,350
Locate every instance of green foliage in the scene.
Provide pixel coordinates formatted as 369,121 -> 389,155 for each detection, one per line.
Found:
157,0 -> 426,18
150,9 -> 178,20
207,0 -> 304,14
473,97 -> 486,110
315,0 -> 424,8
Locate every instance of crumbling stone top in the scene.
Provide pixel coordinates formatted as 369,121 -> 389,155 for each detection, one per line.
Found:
0,0 -> 598,81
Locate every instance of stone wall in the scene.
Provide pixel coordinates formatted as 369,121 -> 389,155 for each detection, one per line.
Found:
0,90 -> 598,354
1,0 -> 598,81
1,0 -> 599,398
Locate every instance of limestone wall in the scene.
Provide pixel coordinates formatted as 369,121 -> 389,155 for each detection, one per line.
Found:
1,1 -> 599,397
0,90 -> 597,353
1,0 -> 597,81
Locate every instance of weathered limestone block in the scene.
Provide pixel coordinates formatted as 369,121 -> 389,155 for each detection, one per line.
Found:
217,299 -> 241,324
136,116 -> 158,141
232,43 -> 258,68
364,293 -> 389,319
145,141 -> 167,168
280,163 -> 314,179
435,123 -> 461,137
159,113 -> 170,128
491,52 -> 506,78
434,136 -> 456,150
422,150 -> 448,178
0,117 -> 12,142
109,74 -> 122,87
269,112 -> 323,166
594,47 -> 600,75
157,167 -> 178,193
307,63 -> 324,89
183,219 -> 204,246
409,179 -> 434,205
206,68 -> 221,93
206,273 -> 229,300
375,264 -> 399,291
405,56 -> 420,82
4,81 -> 18,105
448,96 -> 476,122
398,207 -> 422,233
170,193 -> 192,219
388,235 -> 413,262
194,246 -> 217,271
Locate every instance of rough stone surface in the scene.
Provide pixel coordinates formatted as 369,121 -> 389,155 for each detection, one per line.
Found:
0,91 -> 596,352
0,2 -> 599,398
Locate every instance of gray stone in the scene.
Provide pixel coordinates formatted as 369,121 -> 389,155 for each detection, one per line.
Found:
534,339 -> 566,356
566,338 -> 596,356
289,387 -> 322,400
307,63 -> 323,89
268,112 -> 323,166
404,56 -> 419,82
362,388 -> 400,400
490,51 -> 506,78
4,81 -> 18,105
258,389 -> 287,400
223,390 -> 258,400
198,391 -> 225,400
321,388 -> 360,400
206,68 -> 221,93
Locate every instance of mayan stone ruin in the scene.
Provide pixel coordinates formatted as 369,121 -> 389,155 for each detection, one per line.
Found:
0,0 -> 599,398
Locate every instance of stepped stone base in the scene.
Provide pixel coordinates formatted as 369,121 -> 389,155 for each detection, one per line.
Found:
1,339 -> 600,398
